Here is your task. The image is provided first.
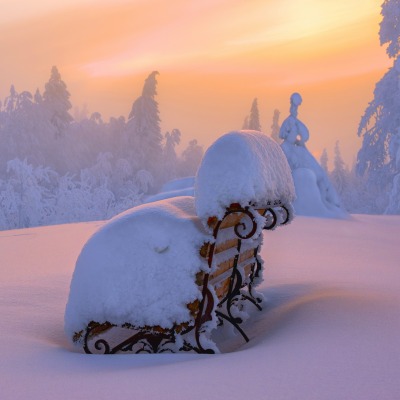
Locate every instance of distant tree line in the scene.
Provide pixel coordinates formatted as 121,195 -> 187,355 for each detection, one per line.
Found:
0,68 -> 203,230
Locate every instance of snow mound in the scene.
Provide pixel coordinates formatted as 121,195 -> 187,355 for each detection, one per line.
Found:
195,130 -> 295,222
292,168 -> 347,218
65,196 -> 209,339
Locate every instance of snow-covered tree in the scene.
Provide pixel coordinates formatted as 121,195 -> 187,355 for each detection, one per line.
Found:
0,159 -> 56,228
0,87 -> 52,169
380,0 -> 400,58
270,109 -> 281,143
385,125 -> 400,213
163,129 -> 181,182
126,71 -> 163,176
385,174 -> 400,213
4,85 -> 18,114
357,0 -> 400,196
331,141 -> 348,196
179,139 -> 203,176
248,98 -> 261,131
34,89 -> 42,105
320,148 -> 329,172
43,66 -> 73,137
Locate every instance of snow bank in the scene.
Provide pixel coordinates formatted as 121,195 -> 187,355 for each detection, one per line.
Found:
195,130 -> 295,222
2,215 -> 400,400
65,196 -> 209,340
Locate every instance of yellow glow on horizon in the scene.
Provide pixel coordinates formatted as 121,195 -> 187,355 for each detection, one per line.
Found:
228,0 -> 378,46
79,0 -> 382,84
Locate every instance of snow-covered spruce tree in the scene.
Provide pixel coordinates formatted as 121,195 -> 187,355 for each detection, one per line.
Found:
163,129 -> 181,182
43,66 -> 73,138
380,0 -> 400,59
0,86 -> 20,169
357,0 -> 400,211
4,85 -> 18,114
179,139 -> 204,177
126,71 -> 163,178
331,141 -> 348,197
270,109 -> 281,143
0,87 -> 51,170
248,98 -> 261,131
320,148 -> 329,172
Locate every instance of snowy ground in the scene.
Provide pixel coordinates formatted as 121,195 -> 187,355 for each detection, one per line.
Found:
1,215 -> 399,400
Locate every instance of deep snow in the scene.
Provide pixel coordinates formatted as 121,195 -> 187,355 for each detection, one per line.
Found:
65,196 -> 209,341
195,131 -> 295,221
0,215 -> 399,400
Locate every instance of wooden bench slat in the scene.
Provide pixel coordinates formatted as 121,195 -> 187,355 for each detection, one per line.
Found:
214,237 -> 239,254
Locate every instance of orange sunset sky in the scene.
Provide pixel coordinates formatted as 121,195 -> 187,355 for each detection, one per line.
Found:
0,0 -> 392,168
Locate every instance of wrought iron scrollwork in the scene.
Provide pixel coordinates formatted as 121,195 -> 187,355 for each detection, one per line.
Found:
83,323 -> 177,354
216,263 -> 250,342
232,209 -> 258,239
279,205 -> 290,225
263,208 -> 277,230
209,205 -> 264,343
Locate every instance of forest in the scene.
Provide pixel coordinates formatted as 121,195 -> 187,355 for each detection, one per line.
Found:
0,69 -> 203,230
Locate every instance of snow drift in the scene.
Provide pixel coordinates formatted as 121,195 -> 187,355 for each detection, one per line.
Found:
65,196 -> 208,339
195,130 -> 295,222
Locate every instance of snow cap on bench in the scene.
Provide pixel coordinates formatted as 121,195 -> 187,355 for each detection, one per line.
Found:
65,196 -> 209,340
195,130 -> 295,223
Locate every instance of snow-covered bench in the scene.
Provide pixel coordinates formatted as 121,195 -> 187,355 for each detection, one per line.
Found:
64,131 -> 295,354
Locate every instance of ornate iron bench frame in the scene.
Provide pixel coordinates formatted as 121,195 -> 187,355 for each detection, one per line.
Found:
81,201 -> 291,354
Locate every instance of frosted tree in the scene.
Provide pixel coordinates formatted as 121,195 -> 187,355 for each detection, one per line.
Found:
380,0 -> 400,58
4,85 -> 18,114
126,71 -> 163,176
320,148 -> 329,172
34,89 -> 43,105
107,116 -> 127,161
179,139 -> 204,177
331,141 -> 348,196
248,98 -> 261,131
357,0 -> 400,209
0,87 -> 20,164
385,128 -> 400,213
135,169 -> 154,193
0,88 -> 50,168
53,174 -> 92,224
43,66 -> 73,137
1,159 -> 56,228
163,129 -> 181,182
270,109 -> 281,143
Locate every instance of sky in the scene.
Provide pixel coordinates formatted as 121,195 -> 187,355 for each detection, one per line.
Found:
0,0 -> 392,168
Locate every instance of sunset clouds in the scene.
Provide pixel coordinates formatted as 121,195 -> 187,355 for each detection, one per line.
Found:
0,0 -> 391,165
